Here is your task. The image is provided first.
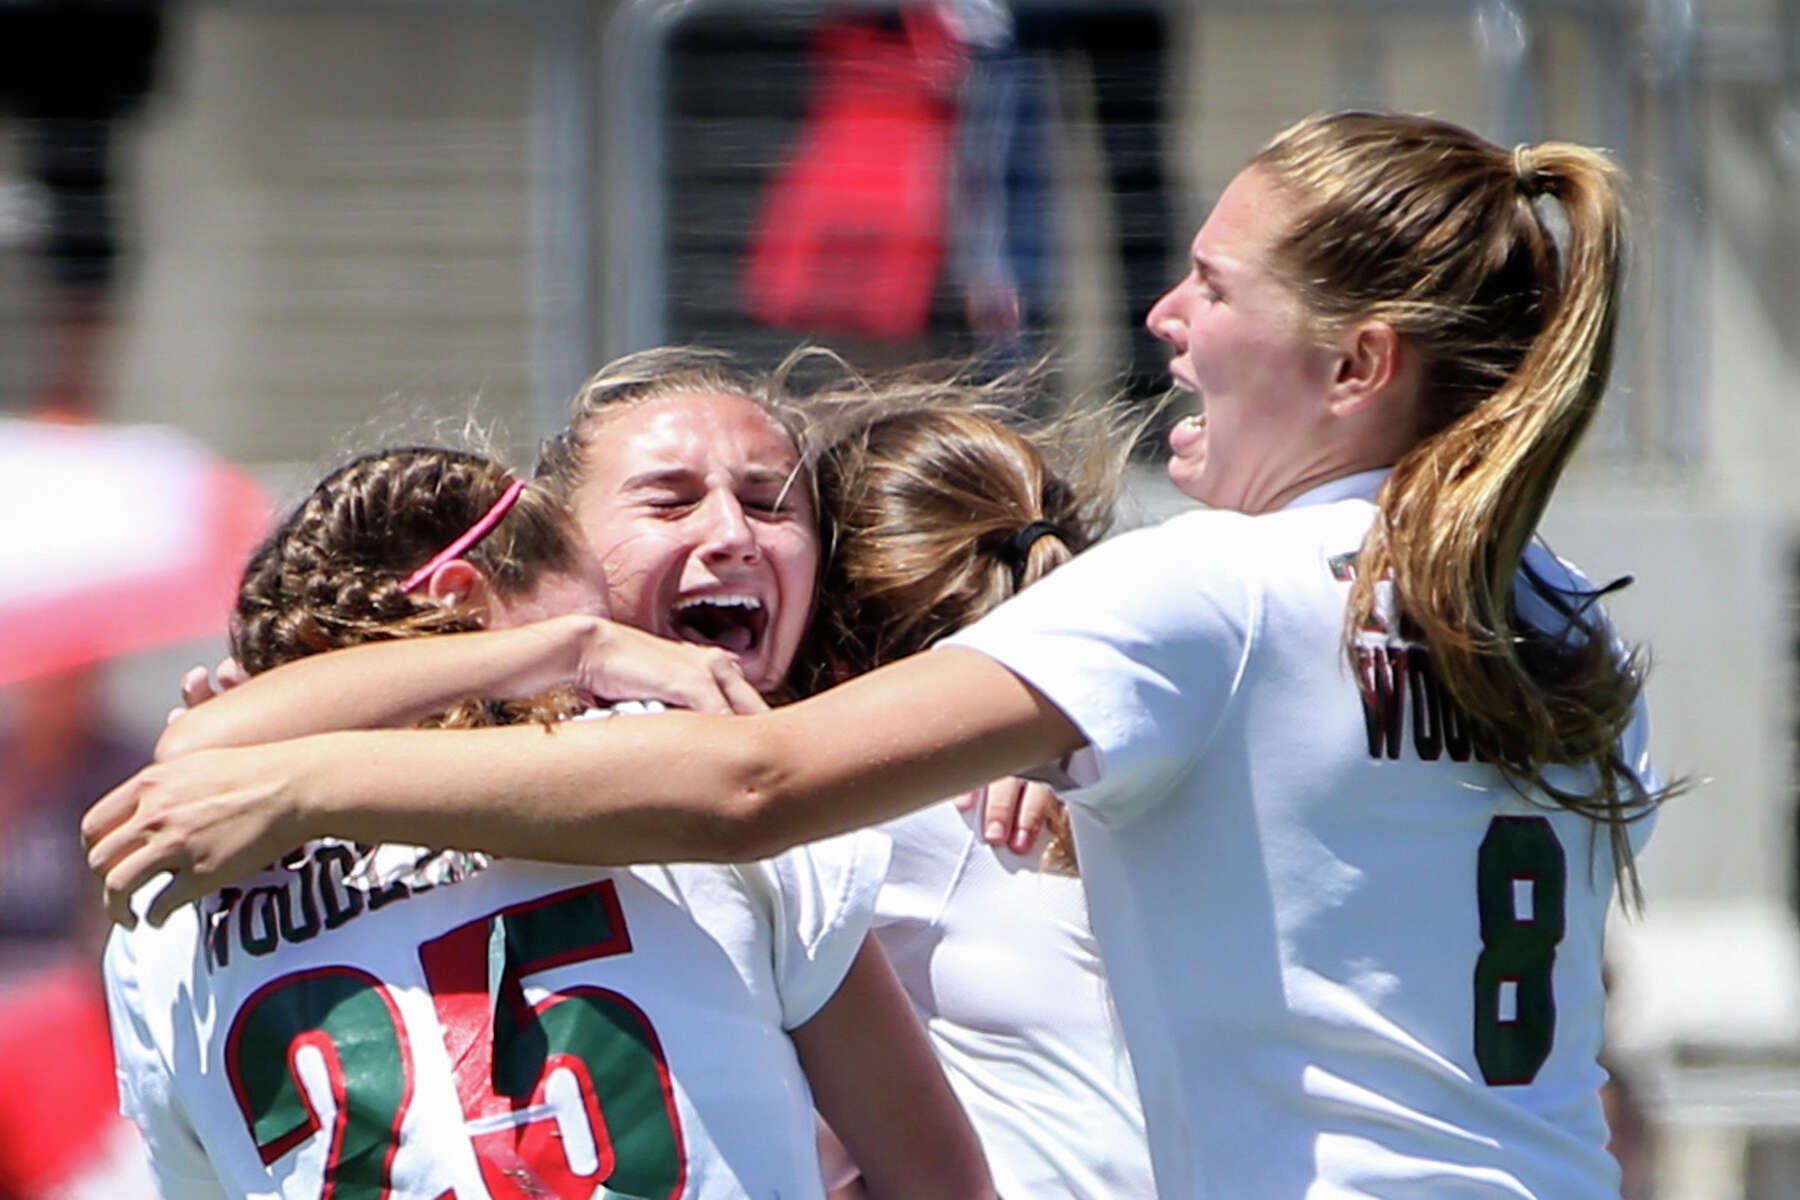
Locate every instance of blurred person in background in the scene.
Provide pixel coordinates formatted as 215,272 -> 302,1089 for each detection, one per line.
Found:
946,0 -> 1173,404
0,671 -> 155,1199
0,666 -> 148,985
0,0 -> 166,418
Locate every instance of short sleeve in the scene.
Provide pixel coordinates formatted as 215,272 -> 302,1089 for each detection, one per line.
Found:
103,927 -> 228,1200
942,512 -> 1257,825
742,830 -> 891,1029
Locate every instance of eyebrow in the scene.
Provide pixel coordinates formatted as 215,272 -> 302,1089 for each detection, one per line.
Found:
619,465 -> 794,491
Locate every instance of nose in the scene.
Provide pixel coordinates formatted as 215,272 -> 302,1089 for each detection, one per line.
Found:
1146,281 -> 1185,348
697,490 -> 760,564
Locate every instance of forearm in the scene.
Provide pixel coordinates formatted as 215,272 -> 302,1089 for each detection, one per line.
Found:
287,649 -> 1079,866
155,616 -> 601,761
89,648 -> 1087,925
290,716 -> 770,864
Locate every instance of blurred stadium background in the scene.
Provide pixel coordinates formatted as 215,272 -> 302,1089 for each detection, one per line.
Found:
1,1 -> 1796,1196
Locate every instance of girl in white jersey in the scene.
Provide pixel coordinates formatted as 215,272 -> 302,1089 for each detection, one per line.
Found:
790,392 -> 1153,1198
104,441 -> 993,1199
91,112 -> 1672,1199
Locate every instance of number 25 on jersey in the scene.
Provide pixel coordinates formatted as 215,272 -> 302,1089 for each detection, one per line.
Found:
225,881 -> 687,1200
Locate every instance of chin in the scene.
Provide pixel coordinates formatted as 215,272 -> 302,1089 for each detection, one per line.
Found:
1166,456 -> 1210,503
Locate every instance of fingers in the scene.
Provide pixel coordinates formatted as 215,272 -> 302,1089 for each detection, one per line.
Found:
177,657 -> 245,714
80,775 -> 138,852
715,662 -> 769,715
101,848 -> 155,928
147,870 -> 206,930
178,665 -> 217,710
978,777 -> 1026,847
85,813 -> 145,886
975,777 -> 1058,855
100,842 -> 192,931
622,643 -> 768,716
83,769 -> 194,929
1010,782 -> 1059,855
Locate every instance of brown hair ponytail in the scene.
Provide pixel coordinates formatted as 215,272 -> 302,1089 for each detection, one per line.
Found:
1255,112 -> 1667,896
797,374 -> 1138,872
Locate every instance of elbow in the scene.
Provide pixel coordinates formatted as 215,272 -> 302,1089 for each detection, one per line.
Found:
708,782 -> 802,863
703,728 -> 813,861
153,721 -> 203,763
154,710 -> 254,763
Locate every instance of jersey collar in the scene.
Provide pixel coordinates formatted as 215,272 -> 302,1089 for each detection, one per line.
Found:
1279,467 -> 1391,511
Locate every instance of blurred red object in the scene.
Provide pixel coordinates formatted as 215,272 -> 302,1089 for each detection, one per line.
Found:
743,7 -> 965,339
0,417 -> 269,687
0,961 -> 157,1198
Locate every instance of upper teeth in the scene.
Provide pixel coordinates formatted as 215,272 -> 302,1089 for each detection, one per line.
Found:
675,594 -> 762,612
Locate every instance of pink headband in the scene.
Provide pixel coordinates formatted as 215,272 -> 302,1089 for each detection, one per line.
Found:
400,479 -> 528,593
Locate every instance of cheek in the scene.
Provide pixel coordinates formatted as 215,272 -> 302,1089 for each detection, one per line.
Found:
593,536 -> 682,624
775,531 -> 820,595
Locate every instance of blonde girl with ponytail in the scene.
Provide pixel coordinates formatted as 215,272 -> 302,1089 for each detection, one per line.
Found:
92,112 -> 1668,1200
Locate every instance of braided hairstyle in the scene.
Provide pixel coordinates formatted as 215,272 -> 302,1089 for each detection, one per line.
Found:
231,446 -> 585,727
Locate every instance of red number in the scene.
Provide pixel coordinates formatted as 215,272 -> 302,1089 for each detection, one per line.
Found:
418,881 -> 686,1199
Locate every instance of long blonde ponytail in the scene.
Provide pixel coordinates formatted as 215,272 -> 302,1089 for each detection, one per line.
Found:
1255,112 -> 1668,898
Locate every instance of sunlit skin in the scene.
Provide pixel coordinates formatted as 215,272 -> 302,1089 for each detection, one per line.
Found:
1148,166 -> 1367,513
482,539 -> 612,631
570,391 -> 819,695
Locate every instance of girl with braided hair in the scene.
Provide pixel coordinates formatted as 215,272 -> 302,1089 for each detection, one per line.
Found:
95,111 -> 1673,1197
102,442 -> 992,1200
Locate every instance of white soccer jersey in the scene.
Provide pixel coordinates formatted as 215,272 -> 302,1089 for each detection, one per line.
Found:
945,469 -> 1657,1200
104,833 -> 888,1200
874,802 -> 1153,1199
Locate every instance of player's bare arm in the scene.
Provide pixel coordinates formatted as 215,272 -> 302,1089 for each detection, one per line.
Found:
793,935 -> 997,1199
86,646 -> 1083,926
155,613 -> 765,762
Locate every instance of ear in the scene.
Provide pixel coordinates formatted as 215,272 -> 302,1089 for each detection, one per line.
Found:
419,558 -> 493,614
1325,320 -> 1406,417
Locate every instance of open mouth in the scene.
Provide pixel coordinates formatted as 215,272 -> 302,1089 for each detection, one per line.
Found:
1169,412 -> 1207,454
671,594 -> 766,655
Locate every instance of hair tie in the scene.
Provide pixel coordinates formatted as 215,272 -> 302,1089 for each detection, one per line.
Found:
400,478 -> 528,593
1511,143 -> 1540,193
999,520 -> 1068,569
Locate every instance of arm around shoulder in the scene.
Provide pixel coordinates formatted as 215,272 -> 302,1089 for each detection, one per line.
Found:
153,615 -> 605,761
90,646 -> 1083,925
